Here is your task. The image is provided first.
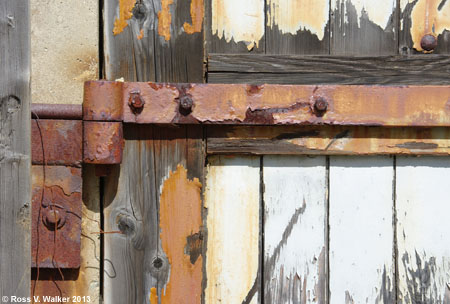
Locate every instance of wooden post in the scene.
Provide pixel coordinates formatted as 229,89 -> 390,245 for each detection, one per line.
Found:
0,0 -> 31,300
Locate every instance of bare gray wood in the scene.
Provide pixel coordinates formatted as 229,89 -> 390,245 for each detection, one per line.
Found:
104,0 -> 204,82
0,0 -> 31,300
208,54 -> 450,84
103,1 -> 205,300
330,0 -> 398,55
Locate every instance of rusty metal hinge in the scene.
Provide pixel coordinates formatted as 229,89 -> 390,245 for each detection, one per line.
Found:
31,95 -> 124,269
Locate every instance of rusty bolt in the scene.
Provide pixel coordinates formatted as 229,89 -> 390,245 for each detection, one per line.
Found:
179,95 -> 193,115
128,90 -> 145,114
314,97 -> 328,113
420,34 -> 437,52
43,209 -> 66,230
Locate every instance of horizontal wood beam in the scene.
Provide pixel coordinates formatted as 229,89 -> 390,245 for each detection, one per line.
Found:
207,126 -> 450,155
208,54 -> 450,85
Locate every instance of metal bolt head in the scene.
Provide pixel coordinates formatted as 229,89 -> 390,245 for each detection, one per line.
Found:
128,90 -> 145,114
179,95 -> 193,115
43,209 -> 66,230
314,97 -> 328,113
420,34 -> 437,52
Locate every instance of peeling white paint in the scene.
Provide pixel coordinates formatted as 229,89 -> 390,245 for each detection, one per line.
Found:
331,0 -> 396,29
397,157 -> 450,302
267,0 -> 329,40
211,0 -> 264,50
329,156 -> 395,303
204,156 -> 260,304
264,156 -> 327,303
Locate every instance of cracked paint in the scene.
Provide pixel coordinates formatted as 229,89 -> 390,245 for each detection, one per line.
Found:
113,0 -> 135,35
183,0 -> 204,34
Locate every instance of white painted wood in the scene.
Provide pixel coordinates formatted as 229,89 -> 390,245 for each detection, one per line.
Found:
204,156 -> 261,304
263,156 -> 327,303
397,156 -> 450,303
329,156 -> 395,303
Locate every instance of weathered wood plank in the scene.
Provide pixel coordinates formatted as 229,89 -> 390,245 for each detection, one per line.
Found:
206,0 -> 265,53
31,0 -> 98,104
207,126 -> 450,156
396,156 -> 450,303
104,0 -> 204,82
330,0 -> 398,55
400,0 -> 450,54
0,0 -> 31,300
329,157 -> 395,303
207,54 -> 450,84
265,0 -> 329,54
204,156 -> 261,304
263,156 -> 327,303
103,125 -> 204,304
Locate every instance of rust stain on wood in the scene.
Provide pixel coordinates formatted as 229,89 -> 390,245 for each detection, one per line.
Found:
149,287 -> 158,304
267,0 -> 329,40
112,0 -> 135,35
158,0 -> 174,41
410,0 -> 450,51
183,0 -> 204,34
159,164 -> 203,303
137,29 -> 144,40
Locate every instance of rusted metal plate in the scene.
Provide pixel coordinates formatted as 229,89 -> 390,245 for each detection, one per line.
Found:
115,82 -> 450,126
31,103 -> 83,120
83,121 -> 123,164
31,166 -> 82,269
83,81 -> 123,121
32,119 -> 82,166
207,125 -> 450,155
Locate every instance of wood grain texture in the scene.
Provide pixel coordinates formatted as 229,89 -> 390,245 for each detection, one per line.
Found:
329,157 -> 395,303
330,0 -> 398,55
103,125 -> 204,304
265,0 -> 329,54
400,0 -> 450,54
207,54 -> 450,84
0,0 -> 31,300
263,156 -> 327,303
207,125 -> 450,156
104,0 -> 204,82
204,156 -> 261,304
206,0 -> 264,53
396,156 -> 450,303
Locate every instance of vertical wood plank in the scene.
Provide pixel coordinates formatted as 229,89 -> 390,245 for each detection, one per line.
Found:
329,156 -> 395,303
206,0 -> 265,53
265,0 -> 330,54
104,0 -> 204,82
103,126 -> 205,304
0,0 -> 31,300
399,0 -> 450,54
263,156 -> 327,303
397,156 -> 450,303
204,156 -> 261,304
330,0 -> 398,55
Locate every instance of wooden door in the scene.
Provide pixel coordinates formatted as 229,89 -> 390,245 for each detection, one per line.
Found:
101,1 -> 450,303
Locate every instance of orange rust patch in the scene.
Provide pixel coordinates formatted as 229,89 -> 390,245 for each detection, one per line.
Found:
159,165 -> 203,303
112,0 -> 135,35
183,0 -> 204,34
158,0 -> 174,41
410,0 -> 450,51
137,28 -> 144,40
149,287 -> 158,304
